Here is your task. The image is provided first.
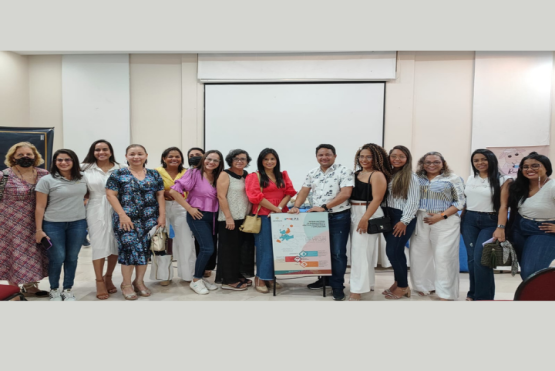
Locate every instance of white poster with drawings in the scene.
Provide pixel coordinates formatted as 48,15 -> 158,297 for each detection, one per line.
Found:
487,146 -> 550,178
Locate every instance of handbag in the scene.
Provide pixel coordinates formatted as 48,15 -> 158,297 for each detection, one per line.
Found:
0,169 -> 9,202
481,239 -> 519,275
150,226 -> 168,252
150,254 -> 174,280
239,172 -> 263,234
365,172 -> 393,234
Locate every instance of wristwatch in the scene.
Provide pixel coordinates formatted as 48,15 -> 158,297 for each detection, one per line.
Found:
497,224 -> 505,229
441,212 -> 448,219
321,204 -> 329,211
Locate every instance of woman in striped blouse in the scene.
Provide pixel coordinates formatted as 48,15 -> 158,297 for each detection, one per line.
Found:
409,151 -> 465,300
382,145 -> 420,299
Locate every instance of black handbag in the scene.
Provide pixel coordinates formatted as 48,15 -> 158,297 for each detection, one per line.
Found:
365,172 -> 393,234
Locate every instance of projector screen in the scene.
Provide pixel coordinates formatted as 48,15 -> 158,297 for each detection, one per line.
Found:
205,83 -> 385,190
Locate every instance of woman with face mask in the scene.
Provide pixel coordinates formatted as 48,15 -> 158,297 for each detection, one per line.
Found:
0,142 -> 50,298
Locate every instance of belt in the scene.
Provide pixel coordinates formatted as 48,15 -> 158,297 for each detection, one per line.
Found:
351,202 -> 366,206
467,210 -> 497,215
521,215 -> 555,222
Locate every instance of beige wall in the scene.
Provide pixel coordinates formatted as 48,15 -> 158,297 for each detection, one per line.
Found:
0,51 -> 29,127
28,55 -> 63,151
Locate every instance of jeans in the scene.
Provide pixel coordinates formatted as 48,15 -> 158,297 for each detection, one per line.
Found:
383,207 -> 416,288
460,211 -> 498,300
187,211 -> 216,279
323,210 -> 351,289
43,219 -> 88,290
512,213 -> 555,280
253,216 -> 274,280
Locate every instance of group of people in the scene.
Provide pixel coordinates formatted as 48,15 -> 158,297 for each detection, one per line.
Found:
0,139 -> 554,301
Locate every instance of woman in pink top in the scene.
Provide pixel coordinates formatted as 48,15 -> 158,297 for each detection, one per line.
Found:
170,150 -> 224,295
245,148 -> 297,293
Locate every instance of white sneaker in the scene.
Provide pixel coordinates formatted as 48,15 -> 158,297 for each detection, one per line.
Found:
61,289 -> 76,301
190,280 -> 209,295
49,288 -> 62,301
202,279 -> 219,291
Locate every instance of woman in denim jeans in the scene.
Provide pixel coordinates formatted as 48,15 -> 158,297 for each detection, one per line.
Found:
170,150 -> 224,295
460,149 -> 512,301
35,149 -> 88,301
245,148 -> 296,293
508,152 -> 555,280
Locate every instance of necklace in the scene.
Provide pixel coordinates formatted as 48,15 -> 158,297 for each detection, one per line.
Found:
13,166 -> 37,184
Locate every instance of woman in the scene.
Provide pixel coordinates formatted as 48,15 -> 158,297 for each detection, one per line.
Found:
169,150 -> 223,295
156,147 -> 195,284
245,148 -> 296,293
216,149 -> 254,291
81,139 -> 124,300
409,151 -> 465,301
106,144 -> 165,300
0,142 -> 49,297
461,149 -> 512,301
35,149 -> 88,301
348,143 -> 391,301
508,152 -> 555,280
382,145 -> 420,300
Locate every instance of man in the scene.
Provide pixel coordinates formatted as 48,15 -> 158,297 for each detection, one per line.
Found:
288,144 -> 354,301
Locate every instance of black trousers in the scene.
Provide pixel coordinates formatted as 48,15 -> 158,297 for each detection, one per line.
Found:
216,220 -> 255,284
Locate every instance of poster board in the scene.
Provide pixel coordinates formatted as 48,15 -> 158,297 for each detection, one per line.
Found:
271,212 -> 332,276
487,145 -> 550,178
0,127 -> 54,171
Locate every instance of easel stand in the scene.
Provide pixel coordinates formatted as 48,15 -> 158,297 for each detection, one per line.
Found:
272,275 -> 327,297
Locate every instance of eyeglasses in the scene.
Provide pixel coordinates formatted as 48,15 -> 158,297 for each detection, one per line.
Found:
205,158 -> 220,163
424,161 -> 442,166
358,156 -> 373,161
522,164 -> 542,170
233,157 -> 248,162
56,158 -> 73,163
390,155 -> 406,160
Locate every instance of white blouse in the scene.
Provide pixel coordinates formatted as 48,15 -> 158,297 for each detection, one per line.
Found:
464,174 -> 511,213
518,180 -> 555,219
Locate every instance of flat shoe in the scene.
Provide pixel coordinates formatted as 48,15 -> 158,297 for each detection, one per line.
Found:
254,277 -> 269,294
222,282 -> 248,291
266,281 -> 282,289
160,280 -> 172,286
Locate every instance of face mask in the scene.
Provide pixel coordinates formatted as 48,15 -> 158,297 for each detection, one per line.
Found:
15,157 -> 34,168
188,156 -> 202,167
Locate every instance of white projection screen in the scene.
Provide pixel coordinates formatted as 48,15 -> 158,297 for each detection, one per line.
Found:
204,83 -> 385,190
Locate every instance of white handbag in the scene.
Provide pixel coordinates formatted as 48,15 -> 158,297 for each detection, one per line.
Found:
150,226 -> 168,252
150,254 -> 174,281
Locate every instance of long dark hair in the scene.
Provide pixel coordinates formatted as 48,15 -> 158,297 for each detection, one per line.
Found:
389,145 -> 413,200
160,147 -> 185,173
471,149 -> 503,213
51,149 -> 83,180
196,150 -> 224,187
354,143 -> 392,183
257,148 -> 285,188
82,139 -> 119,171
508,152 -> 553,227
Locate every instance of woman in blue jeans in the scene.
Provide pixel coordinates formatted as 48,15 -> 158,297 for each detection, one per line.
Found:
461,149 -> 512,301
35,149 -> 88,301
170,150 -> 224,295
245,149 -> 296,293
382,145 -> 420,299
508,152 -> 555,280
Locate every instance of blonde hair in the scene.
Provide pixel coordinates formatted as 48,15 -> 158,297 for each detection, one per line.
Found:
4,142 -> 44,168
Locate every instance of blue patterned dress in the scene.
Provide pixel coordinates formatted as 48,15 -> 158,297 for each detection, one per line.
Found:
106,168 -> 164,265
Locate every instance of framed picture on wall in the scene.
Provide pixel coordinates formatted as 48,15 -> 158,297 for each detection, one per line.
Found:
0,127 -> 55,171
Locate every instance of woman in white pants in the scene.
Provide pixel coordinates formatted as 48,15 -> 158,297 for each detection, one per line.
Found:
155,147 -> 195,284
348,143 -> 392,301
409,152 -> 465,300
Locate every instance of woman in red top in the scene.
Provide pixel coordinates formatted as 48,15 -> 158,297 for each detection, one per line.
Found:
245,148 -> 296,293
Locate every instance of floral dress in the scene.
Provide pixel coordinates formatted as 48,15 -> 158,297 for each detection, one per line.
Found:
0,167 -> 49,283
106,168 -> 164,265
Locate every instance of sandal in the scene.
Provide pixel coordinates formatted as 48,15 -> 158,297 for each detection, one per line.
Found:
385,287 -> 411,300
348,294 -> 361,301
121,284 -> 138,300
416,290 -> 435,297
132,281 -> 151,297
95,279 -> 110,300
382,282 -> 397,296
21,282 -> 49,298
222,282 -> 248,291
103,274 -> 117,294
239,278 -> 253,287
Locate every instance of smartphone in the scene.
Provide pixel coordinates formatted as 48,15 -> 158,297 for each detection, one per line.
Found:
38,237 -> 52,250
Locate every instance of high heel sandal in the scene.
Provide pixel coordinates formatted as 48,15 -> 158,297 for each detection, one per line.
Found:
103,274 -> 117,294
382,282 -> 397,296
385,287 -> 411,300
133,281 -> 152,297
95,279 -> 110,300
121,284 -> 138,300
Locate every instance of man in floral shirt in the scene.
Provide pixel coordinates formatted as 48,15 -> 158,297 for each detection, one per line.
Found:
289,144 -> 354,301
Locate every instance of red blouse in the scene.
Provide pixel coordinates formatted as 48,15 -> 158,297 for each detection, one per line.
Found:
245,171 -> 297,215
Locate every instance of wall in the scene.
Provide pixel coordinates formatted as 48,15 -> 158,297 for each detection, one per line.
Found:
0,51 -> 29,127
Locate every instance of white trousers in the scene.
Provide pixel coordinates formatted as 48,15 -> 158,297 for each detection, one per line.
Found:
409,210 -> 460,300
349,203 -> 384,294
165,201 -> 196,281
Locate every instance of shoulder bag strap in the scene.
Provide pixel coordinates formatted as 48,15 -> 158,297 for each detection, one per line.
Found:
0,169 -> 10,202
365,172 -> 374,209
254,171 -> 263,217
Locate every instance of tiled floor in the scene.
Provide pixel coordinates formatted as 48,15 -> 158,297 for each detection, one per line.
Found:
4,246 -> 525,301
